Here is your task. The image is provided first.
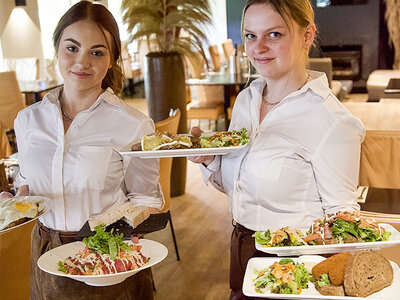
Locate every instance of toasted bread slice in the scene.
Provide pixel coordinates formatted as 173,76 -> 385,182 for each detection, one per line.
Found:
344,250 -> 393,297
315,284 -> 345,296
312,252 -> 351,286
123,206 -> 150,229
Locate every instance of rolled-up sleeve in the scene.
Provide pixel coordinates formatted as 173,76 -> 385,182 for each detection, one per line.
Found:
312,114 -> 365,215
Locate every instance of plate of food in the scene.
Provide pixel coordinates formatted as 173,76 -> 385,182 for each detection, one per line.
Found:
0,196 -> 52,234
242,250 -> 399,299
118,128 -> 250,158
37,225 -> 168,286
253,211 -> 400,256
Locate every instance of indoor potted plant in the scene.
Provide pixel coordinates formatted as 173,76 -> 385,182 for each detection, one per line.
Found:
121,0 -> 212,196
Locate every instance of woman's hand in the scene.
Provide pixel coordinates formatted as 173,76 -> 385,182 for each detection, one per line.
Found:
15,185 -> 29,197
187,126 -> 215,166
0,191 -> 14,202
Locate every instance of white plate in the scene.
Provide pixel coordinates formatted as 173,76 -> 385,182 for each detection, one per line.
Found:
255,224 -> 400,256
0,196 -> 52,235
243,256 -> 400,299
37,239 -> 168,286
118,134 -> 248,158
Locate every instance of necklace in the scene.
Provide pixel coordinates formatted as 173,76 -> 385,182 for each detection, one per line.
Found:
264,74 -> 311,106
60,94 -> 75,121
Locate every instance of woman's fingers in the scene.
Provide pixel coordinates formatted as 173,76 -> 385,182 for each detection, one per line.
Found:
0,191 -> 14,202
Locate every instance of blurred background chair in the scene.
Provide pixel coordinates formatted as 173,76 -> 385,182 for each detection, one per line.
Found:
154,108 -> 181,260
0,124 -> 12,160
308,57 -> 345,99
0,71 -> 26,153
0,220 -> 36,299
3,57 -> 40,81
186,52 -> 225,131
208,44 -> 222,72
221,39 -> 234,63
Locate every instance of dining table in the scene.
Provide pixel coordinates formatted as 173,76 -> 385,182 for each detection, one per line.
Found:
186,71 -> 259,129
18,79 -> 63,105
344,102 -> 400,190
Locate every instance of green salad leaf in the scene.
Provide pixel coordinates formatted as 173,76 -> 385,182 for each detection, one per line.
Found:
83,225 -> 131,260
252,230 -> 271,245
200,128 -> 250,148
317,273 -> 330,287
58,261 -> 68,274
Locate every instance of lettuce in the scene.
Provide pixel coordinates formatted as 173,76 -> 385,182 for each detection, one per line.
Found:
317,273 -> 330,287
252,230 -> 271,245
83,225 -> 131,260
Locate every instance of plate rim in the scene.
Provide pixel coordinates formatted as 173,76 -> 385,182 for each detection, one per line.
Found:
254,223 -> 400,255
0,195 -> 52,235
242,255 -> 400,299
37,238 -> 168,285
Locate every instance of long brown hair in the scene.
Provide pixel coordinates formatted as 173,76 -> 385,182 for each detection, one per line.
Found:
53,1 -> 124,95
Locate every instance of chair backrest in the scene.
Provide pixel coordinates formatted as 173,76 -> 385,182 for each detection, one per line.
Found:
0,124 -> 12,159
222,39 -> 234,61
308,57 -> 333,86
155,109 -> 181,212
0,219 -> 36,299
0,71 -> 26,130
208,44 -> 222,72
4,57 -> 40,81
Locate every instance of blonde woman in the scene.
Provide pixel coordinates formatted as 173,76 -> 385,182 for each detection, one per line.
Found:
189,0 -> 365,298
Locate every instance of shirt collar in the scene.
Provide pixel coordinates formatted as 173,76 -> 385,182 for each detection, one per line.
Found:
248,70 -> 332,100
42,86 -> 120,107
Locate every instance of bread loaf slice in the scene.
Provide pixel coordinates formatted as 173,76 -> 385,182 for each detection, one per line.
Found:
89,202 -> 149,231
315,284 -> 345,296
344,250 -> 393,297
123,206 -> 150,228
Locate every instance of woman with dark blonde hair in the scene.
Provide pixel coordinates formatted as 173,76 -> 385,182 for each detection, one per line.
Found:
1,1 -> 163,299
189,0 -> 365,298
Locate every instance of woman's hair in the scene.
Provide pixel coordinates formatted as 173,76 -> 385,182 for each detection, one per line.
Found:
53,1 -> 124,95
241,0 -> 315,47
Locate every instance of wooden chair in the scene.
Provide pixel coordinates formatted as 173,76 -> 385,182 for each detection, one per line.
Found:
154,108 -> 181,260
0,220 -> 36,299
208,44 -> 222,72
0,71 -> 26,130
222,39 -> 235,61
186,52 -> 225,130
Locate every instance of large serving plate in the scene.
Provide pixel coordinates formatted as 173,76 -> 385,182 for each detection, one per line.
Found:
0,196 -> 52,235
118,133 -> 248,158
242,256 -> 400,299
37,239 -> 167,286
255,224 -> 400,256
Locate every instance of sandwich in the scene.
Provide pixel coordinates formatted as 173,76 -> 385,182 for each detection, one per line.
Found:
131,132 -> 195,151
312,250 -> 393,297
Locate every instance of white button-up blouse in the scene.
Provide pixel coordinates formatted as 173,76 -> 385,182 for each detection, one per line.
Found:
15,87 -> 163,231
201,71 -> 365,231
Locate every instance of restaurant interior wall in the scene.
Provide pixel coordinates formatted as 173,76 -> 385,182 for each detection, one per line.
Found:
0,0 -> 44,78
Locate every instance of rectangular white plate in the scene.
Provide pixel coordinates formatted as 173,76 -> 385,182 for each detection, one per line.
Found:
243,256 -> 400,299
255,224 -> 400,256
118,134 -> 248,158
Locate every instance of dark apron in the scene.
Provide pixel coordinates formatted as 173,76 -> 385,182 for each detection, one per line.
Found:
30,222 -> 154,300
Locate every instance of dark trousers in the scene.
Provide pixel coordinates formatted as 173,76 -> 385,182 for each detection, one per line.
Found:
229,222 -> 275,300
30,223 -> 154,300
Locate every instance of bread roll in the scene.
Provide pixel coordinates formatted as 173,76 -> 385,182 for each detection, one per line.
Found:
344,250 -> 393,297
315,284 -> 345,296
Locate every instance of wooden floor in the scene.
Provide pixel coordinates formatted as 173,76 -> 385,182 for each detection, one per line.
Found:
146,162 -> 232,300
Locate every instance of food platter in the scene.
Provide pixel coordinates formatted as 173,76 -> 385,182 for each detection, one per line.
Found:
118,133 -> 249,158
0,196 -> 52,235
255,224 -> 400,256
242,256 -> 400,299
37,239 -> 168,286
